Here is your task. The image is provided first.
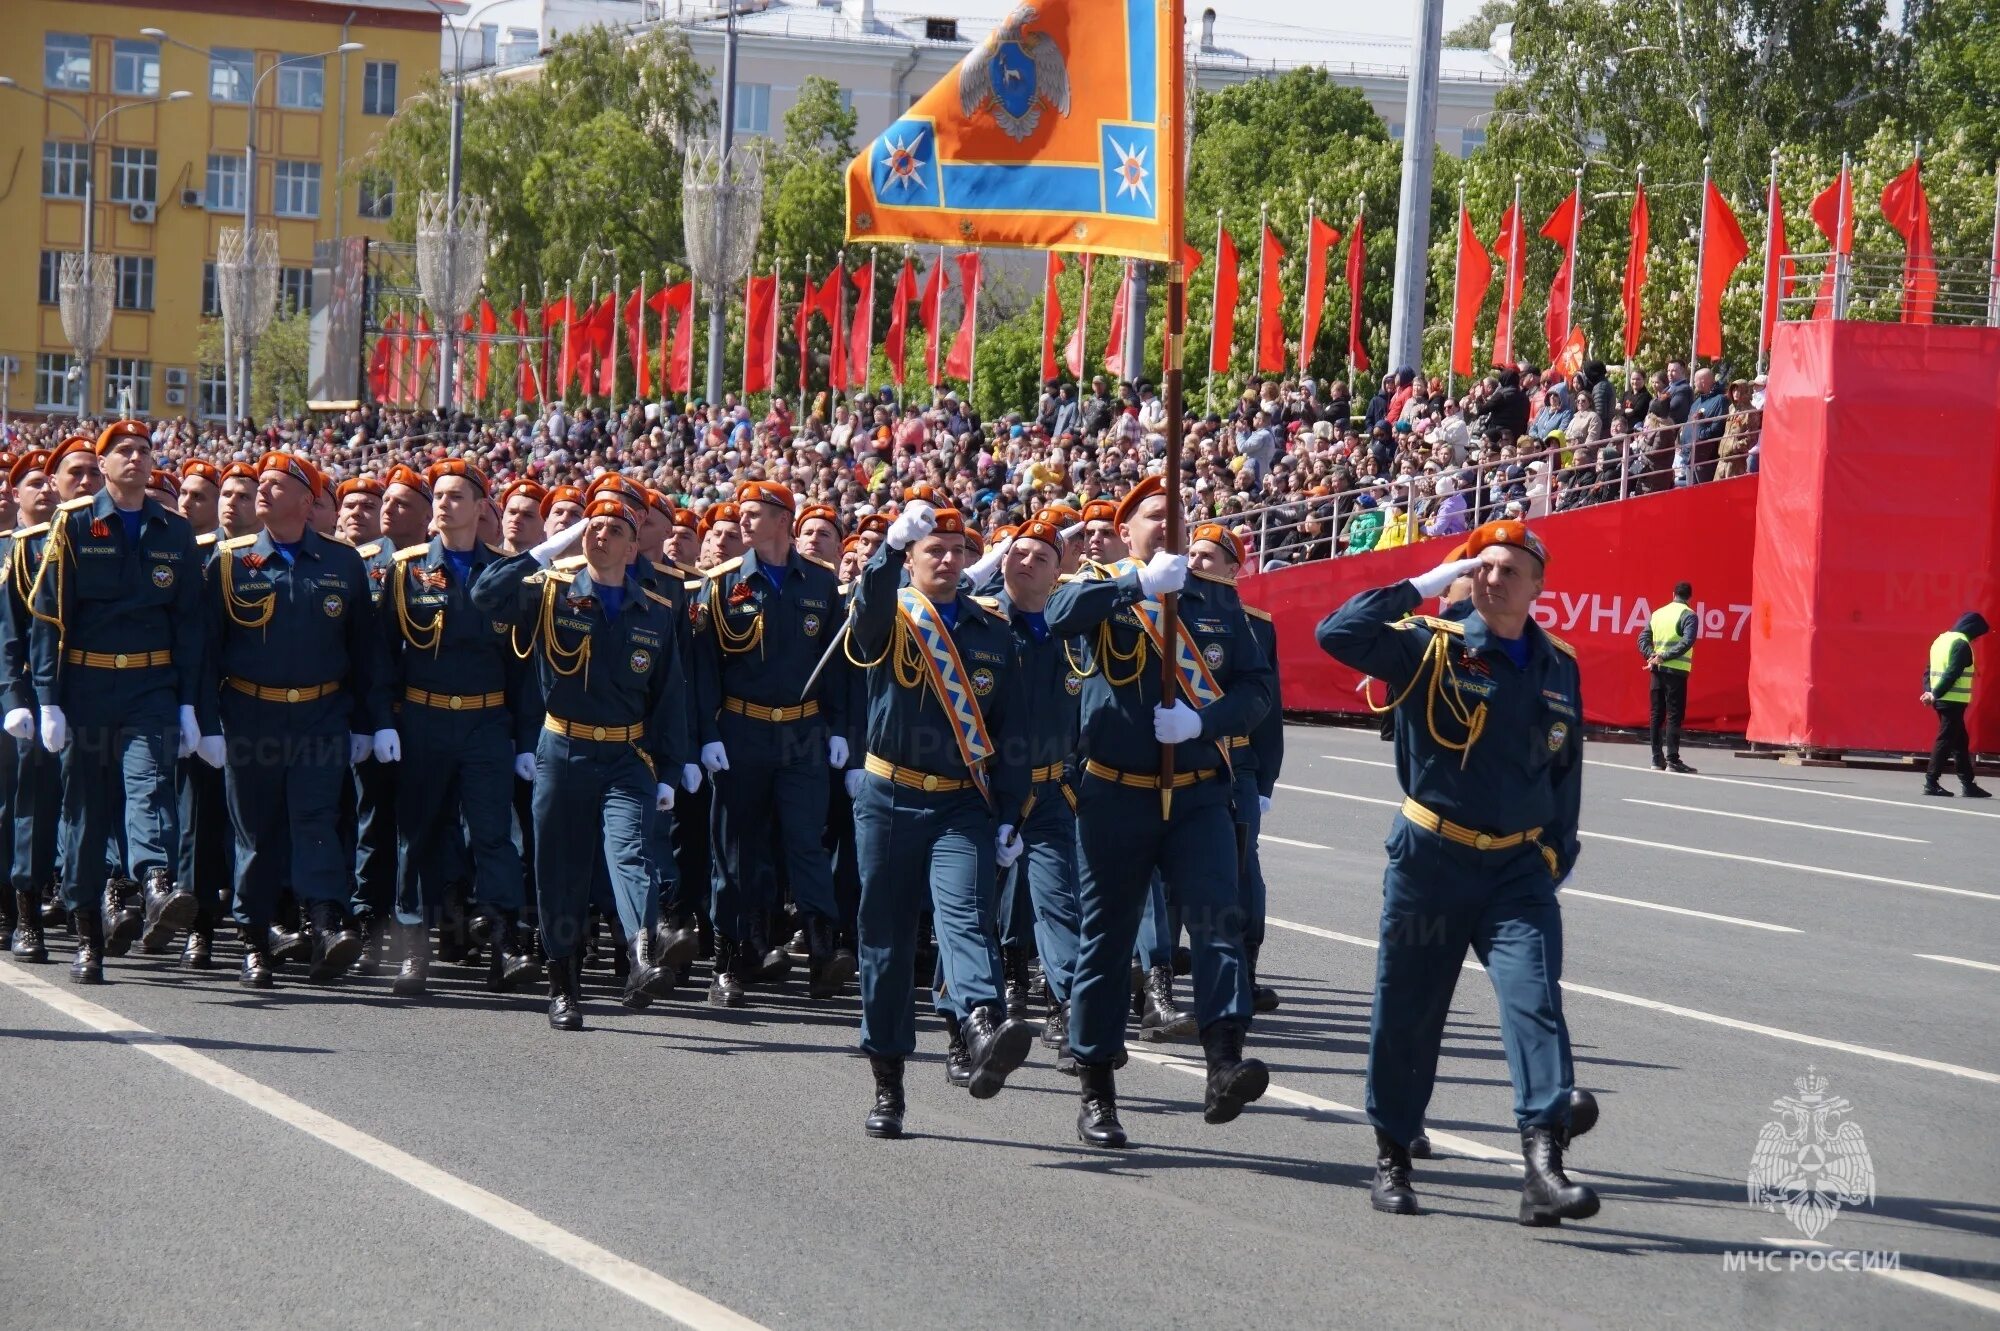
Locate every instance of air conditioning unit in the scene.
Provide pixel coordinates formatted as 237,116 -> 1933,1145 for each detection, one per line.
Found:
164,387 -> 186,406
128,201 -> 157,224
180,188 -> 201,208
164,367 -> 189,388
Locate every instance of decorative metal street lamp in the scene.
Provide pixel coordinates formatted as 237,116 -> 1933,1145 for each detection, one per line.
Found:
216,227 -> 279,426
682,139 -> 764,404
415,191 -> 490,413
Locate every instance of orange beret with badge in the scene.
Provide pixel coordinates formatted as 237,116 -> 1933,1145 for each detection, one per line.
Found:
539,484 -> 583,520
148,469 -> 181,500
1012,515 -> 1065,554
794,502 -> 841,536
1113,475 -> 1164,527
1190,521 -> 1245,567
48,433 -> 96,473
383,463 -> 432,501
583,496 -> 639,533
258,450 -> 326,499
1464,519 -> 1548,567
497,478 -> 546,510
1080,498 -> 1118,525
95,419 -> 151,455
425,459 -> 489,496
700,501 -> 742,534
736,479 -> 795,513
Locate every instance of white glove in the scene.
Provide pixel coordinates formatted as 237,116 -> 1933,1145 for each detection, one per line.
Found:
178,705 -> 201,759
1411,556 -> 1483,599
1137,550 -> 1187,597
1061,521 -> 1086,539
1153,701 -> 1202,744
4,707 -> 34,741
885,499 -> 936,550
196,735 -> 226,769
1258,795 -> 1272,816
514,752 -> 536,782
964,535 -> 1011,583
655,782 -> 674,812
349,733 -> 373,764
996,824 -> 1025,869
827,735 -> 849,768
528,520 -> 586,566
682,762 -> 702,794
39,705 -> 67,754
844,768 -> 864,799
701,741 -> 730,773
372,728 -> 401,763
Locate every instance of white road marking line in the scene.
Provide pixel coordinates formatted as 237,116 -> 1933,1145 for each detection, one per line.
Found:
1260,834 -> 1332,850
1915,953 -> 2000,974
0,963 -> 767,1331
1561,889 -> 1801,933
1319,754 -> 1397,768
1263,916 -> 2000,1086
1581,758 -> 2000,820
1275,783 -> 1999,904
1761,1239 -> 2000,1316
1621,798 -> 1929,843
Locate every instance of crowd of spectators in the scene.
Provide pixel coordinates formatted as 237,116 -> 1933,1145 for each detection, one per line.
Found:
0,355 -> 1762,570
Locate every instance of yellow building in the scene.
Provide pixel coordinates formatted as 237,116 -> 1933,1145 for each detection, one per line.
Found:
0,0 -> 446,423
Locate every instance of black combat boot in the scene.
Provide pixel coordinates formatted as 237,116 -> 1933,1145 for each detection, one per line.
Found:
1041,1001 -> 1074,1075
1075,1062 -> 1128,1148
1409,1131 -> 1433,1159
620,929 -> 669,1010
805,916 -> 857,1000
239,925 -> 274,989
68,908 -> 105,984
1199,1019 -> 1269,1125
138,867 -> 196,954
1246,940 -> 1280,1014
1370,1130 -> 1419,1215
180,928 -> 212,970
939,1011 -> 973,1087
1001,944 -> 1030,1020
12,890 -> 48,963
392,922 -> 430,997
548,953 -> 584,1031
864,1055 -> 905,1139
100,878 -> 142,957
351,910 -> 385,978
488,919 -> 541,992
1567,1088 -> 1599,1141
753,930 -> 792,984
267,920 -> 311,968
657,913 -> 699,973
707,939 -> 746,1008
1519,1126 -> 1599,1226
1137,965 -> 1197,1042
960,1003 -> 1035,1100
306,901 -> 362,982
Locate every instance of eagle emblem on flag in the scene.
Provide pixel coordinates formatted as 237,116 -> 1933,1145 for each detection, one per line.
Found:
958,6 -> 1071,142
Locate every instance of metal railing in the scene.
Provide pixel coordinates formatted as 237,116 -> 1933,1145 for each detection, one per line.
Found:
1777,251 -> 1999,327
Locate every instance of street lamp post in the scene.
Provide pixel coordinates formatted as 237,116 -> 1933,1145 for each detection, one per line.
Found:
0,77 -> 191,415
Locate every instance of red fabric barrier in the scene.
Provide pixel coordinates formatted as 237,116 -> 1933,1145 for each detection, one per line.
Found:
1242,477 -> 1762,730
1747,320 -> 2000,752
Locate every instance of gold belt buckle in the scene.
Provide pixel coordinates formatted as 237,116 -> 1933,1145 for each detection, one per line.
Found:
285,687 -> 300,703
1474,832 -> 1494,850
448,694 -> 463,711
921,773 -> 938,791
591,725 -> 606,741
770,705 -> 787,723
113,652 -> 128,668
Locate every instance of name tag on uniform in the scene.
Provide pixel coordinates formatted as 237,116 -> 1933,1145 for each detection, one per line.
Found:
151,548 -> 183,563
1541,688 -> 1578,717
1189,618 -> 1229,635
556,616 -> 593,635
630,628 -> 662,648
1450,677 -> 1497,700
797,596 -> 829,612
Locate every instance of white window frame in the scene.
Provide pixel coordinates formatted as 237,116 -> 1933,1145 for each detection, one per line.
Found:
276,56 -> 325,110
210,48 -> 253,103
734,83 -> 771,136
272,160 -> 321,218
362,60 -> 398,115
112,40 -> 161,96
108,147 -> 157,204
205,152 -> 247,212
36,353 -> 84,411
202,262 -> 221,317
116,255 -> 155,311
198,364 -> 229,419
44,33 -> 91,92
102,358 -> 151,415
280,266 -> 313,314
42,141 -> 87,199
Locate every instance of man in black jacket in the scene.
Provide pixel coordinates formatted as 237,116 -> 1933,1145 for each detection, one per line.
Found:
1486,369 -> 1530,440
1922,612 -> 1990,798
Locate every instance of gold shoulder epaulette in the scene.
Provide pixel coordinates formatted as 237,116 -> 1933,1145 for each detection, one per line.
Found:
14,523 -> 51,540
837,582 -> 853,597
195,530 -> 218,547
704,556 -> 743,579
483,541 -> 504,557
523,569 -> 549,587
222,533 -> 259,550
356,542 -> 382,558
57,496 -> 92,512
649,558 -> 675,576
1243,605 -> 1273,623
643,587 -> 674,609
552,554 -> 588,570
970,594 -> 1002,614
683,578 -> 703,594
1190,568 -> 1238,588
1392,615 -> 1464,635
1546,631 -> 1577,658
393,543 -> 429,562
803,553 -> 839,574
0,529 -> 13,542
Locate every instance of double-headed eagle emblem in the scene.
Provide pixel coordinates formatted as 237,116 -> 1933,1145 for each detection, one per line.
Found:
958,5 -> 1071,142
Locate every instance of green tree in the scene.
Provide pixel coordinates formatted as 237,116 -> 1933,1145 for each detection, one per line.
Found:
197,310 -> 313,422
1445,1 -> 1515,50
1908,0 -> 2000,169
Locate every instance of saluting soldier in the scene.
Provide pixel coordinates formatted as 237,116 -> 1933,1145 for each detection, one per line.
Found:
470,494 -> 689,1029
201,452 -> 397,989
693,479 -> 853,1005
28,420 -> 205,982
383,461 -> 537,996
1316,520 -> 1596,1226
845,499 -> 1036,1140
2,449 -> 58,962
540,484 -> 585,537
1043,475 -> 1275,1149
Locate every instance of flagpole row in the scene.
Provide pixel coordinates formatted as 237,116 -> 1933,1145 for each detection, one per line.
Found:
1691,158 -> 1710,369
1757,148 -> 1781,375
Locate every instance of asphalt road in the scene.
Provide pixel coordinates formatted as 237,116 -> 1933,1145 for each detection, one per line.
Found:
3,723 -> 1996,1330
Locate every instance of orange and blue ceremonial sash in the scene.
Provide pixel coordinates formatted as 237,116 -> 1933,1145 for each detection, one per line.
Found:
1108,558 -> 1223,707
896,587 -> 994,804
845,0 -> 1175,261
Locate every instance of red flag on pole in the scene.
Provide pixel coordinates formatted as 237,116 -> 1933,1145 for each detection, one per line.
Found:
945,251 -> 982,381
818,264 -> 847,392
794,267 -> 814,394
1040,251 -> 1067,384
1539,189 -> 1579,364
920,257 -> 949,387
368,315 -> 395,402
1064,253 -> 1093,380
1345,210 -> 1370,374
885,259 -> 916,388
1695,179 -> 1750,361
1299,216 -> 1342,376
1809,165 -> 1854,317
1208,232 -> 1237,376
1624,180 -> 1650,362
656,281 -> 695,393
743,274 -> 778,394
1103,261 -> 1132,381
848,259 -> 876,387
1760,176 -> 1791,356
1182,242 -> 1202,277
1450,205 -> 1492,377
1491,202 -> 1526,368
476,300 -> 497,404
541,296 -> 567,399
1255,225 -> 1287,374
592,295 -> 617,398
1880,158 -> 1936,325
511,305 -> 536,403
624,287 -> 648,399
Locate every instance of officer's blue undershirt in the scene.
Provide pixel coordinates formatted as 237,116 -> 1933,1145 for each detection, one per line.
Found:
272,540 -> 302,566
1021,609 -> 1049,643
935,596 -> 959,631
439,545 -> 476,585
1494,631 -> 1529,670
597,583 -> 625,619
116,507 -> 143,544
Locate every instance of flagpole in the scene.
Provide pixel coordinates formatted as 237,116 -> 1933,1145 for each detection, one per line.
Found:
768,257 -> 782,408
1567,164 -> 1583,347
609,271 -> 621,413
1626,166 -> 1642,384
799,253 -> 812,424
1078,253 -> 1091,388
1448,179 -> 1464,400
1988,160 -> 2000,328
562,279 -> 574,406
968,247 -> 981,413
1299,195 -> 1317,380
1757,148 -> 1780,375
866,246 -> 878,393
835,246 -> 848,407
1833,151 -> 1852,320
1504,173 -> 1520,368
1254,201 -> 1269,380
1205,208 -> 1223,414
1157,0 -> 1189,817
1691,157 -> 1710,369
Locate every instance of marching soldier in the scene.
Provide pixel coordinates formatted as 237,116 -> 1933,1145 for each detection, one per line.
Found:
846,499 -> 1036,1138
795,504 -> 843,567
351,481 -> 408,967
693,480 -> 853,1005
200,452 -> 397,988
1043,476 -> 1275,1149
541,485 -> 585,537
217,463 -> 261,539
335,476 -> 385,547
380,464 -> 434,552
3,450 -> 58,962
698,502 -> 746,569
666,508 -> 701,570
1316,520 -> 1597,1226
383,461 -> 537,996
29,421 -> 205,982
179,461 -> 222,541
1079,498 -> 1126,565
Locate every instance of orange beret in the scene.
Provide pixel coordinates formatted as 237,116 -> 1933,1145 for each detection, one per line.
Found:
95,419 -> 151,454
1080,498 -> 1118,525
795,503 -> 841,536
1444,540 -> 1469,562
643,487 -> 676,519
219,462 -> 258,484
148,470 -> 181,499
1013,516 -> 1064,552
700,501 -> 742,533
1190,521 -> 1245,566
587,472 -> 647,505
49,434 -> 96,472
840,534 -> 859,553
672,507 -> 699,531
856,513 -> 891,536
1465,519 -> 1548,566
8,450 -> 50,489
336,476 -> 385,501
963,527 -> 985,554
383,464 -> 432,499
180,460 -> 222,487
426,459 -> 488,496
1042,502 -> 1082,528
1113,475 -> 1164,527
497,479 -> 546,509
928,507 -> 967,536
991,524 -> 1020,543
539,484 -> 583,520
583,496 -> 638,532
736,479 -> 795,512
258,450 -> 325,499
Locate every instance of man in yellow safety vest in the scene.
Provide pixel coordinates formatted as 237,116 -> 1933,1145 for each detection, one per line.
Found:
1921,612 -> 1989,798
1638,582 -> 1698,773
